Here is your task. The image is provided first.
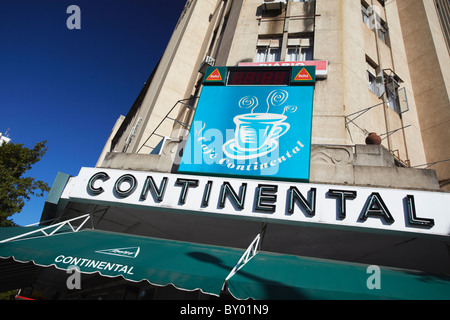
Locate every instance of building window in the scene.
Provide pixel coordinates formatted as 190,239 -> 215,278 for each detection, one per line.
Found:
377,19 -> 390,46
366,59 -> 404,114
361,1 -> 390,47
385,75 -> 401,114
434,0 -> 450,53
256,48 -> 281,62
255,38 -> 281,62
367,59 -> 381,96
361,1 -> 372,28
286,37 -> 314,61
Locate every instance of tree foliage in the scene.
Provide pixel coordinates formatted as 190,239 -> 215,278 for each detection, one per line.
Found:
0,141 -> 50,227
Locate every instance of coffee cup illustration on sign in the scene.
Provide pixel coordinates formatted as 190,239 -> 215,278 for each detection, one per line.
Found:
223,90 -> 297,160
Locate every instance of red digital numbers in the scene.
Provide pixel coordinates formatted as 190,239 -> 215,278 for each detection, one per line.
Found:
228,70 -> 289,85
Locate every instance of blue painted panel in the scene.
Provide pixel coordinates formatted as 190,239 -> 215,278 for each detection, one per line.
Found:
179,85 -> 314,182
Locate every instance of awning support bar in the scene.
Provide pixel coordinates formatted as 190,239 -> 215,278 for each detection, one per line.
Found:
224,223 -> 267,282
0,214 -> 91,244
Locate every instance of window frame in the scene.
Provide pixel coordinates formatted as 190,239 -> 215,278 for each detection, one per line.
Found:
361,1 -> 391,47
255,37 -> 282,62
366,58 -> 381,97
286,36 -> 314,61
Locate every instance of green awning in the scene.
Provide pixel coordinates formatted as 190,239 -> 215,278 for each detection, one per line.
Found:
226,250 -> 450,300
1,225 -> 449,300
0,227 -> 243,296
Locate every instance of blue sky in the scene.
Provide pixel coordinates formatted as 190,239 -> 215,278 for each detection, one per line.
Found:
0,0 -> 187,226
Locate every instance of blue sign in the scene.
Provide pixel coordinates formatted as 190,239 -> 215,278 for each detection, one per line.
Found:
178,85 -> 314,182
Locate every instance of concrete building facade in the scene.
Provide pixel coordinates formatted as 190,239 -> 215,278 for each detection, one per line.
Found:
397,0 -> 450,190
98,0 -> 449,192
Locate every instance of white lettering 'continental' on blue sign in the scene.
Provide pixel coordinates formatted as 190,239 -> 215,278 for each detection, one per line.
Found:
178,86 -> 314,182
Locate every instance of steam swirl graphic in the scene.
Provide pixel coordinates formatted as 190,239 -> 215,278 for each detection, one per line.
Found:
239,96 -> 259,113
282,105 -> 298,115
267,90 -> 288,113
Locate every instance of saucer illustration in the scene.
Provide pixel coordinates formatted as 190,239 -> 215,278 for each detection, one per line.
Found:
223,139 -> 279,160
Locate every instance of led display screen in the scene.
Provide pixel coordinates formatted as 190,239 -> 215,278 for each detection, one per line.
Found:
227,69 -> 290,86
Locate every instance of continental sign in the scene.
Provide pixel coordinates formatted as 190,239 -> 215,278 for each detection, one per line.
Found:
65,167 -> 450,238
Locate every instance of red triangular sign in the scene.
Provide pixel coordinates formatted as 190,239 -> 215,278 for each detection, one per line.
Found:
294,67 -> 313,81
206,68 -> 222,81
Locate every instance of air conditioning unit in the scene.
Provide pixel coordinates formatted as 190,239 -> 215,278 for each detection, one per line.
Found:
198,56 -> 216,74
262,0 -> 287,11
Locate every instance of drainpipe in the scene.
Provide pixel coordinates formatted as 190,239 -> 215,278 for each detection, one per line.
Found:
371,0 -> 392,152
280,0 -> 290,62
